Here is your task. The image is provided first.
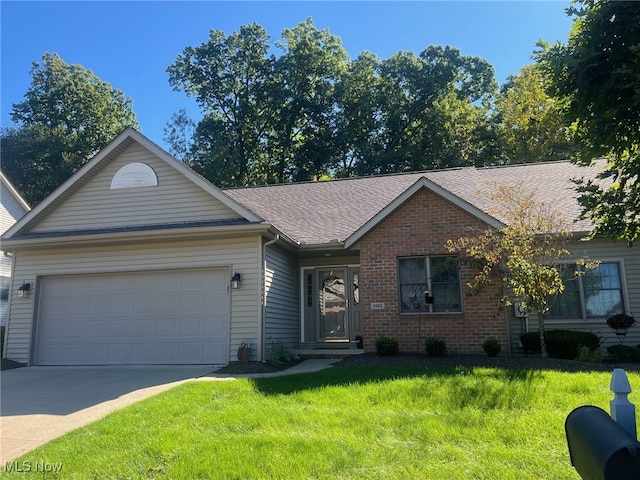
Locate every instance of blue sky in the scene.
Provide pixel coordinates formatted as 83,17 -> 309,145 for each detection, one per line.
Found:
1,1 -> 574,149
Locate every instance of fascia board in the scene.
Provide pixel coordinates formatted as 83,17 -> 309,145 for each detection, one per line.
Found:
0,172 -> 30,212
1,222 -> 272,251
3,128 -> 263,239
129,130 -> 263,223
344,176 -> 504,248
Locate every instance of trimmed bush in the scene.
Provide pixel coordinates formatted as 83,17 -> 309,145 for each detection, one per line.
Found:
607,344 -> 640,363
425,337 -> 447,357
520,329 -> 600,360
482,337 -> 502,357
0,325 -> 4,357
375,336 -> 399,356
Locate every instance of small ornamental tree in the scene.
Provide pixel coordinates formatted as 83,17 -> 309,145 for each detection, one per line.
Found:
446,182 -> 596,357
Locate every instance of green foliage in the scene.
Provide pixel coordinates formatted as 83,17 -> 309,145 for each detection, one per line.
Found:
163,108 -> 195,163
520,330 -> 600,360
535,0 -> 640,245
577,345 -> 602,363
447,182 -> 596,357
425,337 -> 447,357
482,337 -> 502,357
374,335 -> 399,356
607,345 -> 640,363
265,342 -> 295,366
2,53 -> 138,205
494,64 -> 575,164
167,20 -> 499,187
0,326 -> 4,357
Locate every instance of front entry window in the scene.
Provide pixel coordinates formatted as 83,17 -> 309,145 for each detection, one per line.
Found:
319,270 -> 348,340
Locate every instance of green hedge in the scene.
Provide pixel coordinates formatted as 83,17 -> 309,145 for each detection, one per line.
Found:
521,329 -> 600,360
375,336 -> 399,356
607,345 -> 640,363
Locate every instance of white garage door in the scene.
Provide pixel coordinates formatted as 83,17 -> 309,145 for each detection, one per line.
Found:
34,268 -> 229,365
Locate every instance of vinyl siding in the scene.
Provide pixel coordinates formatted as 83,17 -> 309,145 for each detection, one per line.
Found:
4,236 -> 262,364
508,238 -> 639,356
1,181 -> 28,277
30,143 -> 241,233
264,245 -> 299,352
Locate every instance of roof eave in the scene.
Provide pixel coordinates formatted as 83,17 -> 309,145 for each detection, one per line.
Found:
1,222 -> 271,251
344,176 -> 505,249
3,128 -> 263,240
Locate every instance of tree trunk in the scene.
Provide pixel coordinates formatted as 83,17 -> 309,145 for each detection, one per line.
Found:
538,315 -> 549,358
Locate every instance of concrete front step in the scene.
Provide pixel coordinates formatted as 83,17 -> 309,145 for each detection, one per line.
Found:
295,348 -> 364,359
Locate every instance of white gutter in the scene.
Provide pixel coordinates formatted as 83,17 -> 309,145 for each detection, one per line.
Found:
1,223 -> 272,251
260,234 -> 280,361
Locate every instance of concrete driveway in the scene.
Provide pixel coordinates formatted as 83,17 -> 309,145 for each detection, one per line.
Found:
0,365 -> 216,463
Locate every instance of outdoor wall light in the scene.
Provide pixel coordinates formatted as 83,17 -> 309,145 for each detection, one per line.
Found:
17,282 -> 32,298
424,290 -> 434,305
231,272 -> 242,289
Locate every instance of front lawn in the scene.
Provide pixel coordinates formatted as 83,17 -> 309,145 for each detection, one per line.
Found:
3,366 -> 635,479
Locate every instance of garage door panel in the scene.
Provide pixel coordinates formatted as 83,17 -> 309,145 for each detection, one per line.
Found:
35,268 -> 229,365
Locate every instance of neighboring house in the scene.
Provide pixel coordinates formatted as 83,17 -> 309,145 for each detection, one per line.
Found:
1,128 -> 637,365
1,173 -> 30,327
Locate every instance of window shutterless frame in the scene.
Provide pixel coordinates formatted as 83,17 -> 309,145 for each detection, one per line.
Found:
547,261 -> 627,320
398,256 -> 462,314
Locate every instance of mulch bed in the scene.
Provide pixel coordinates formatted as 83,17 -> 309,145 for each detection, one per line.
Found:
335,352 -> 640,373
214,359 -> 305,375
217,352 -> 640,375
1,358 -> 27,371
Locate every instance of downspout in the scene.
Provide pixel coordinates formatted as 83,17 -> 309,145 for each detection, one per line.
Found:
260,235 -> 280,361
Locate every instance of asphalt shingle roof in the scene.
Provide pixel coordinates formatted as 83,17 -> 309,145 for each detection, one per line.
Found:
224,160 -> 606,245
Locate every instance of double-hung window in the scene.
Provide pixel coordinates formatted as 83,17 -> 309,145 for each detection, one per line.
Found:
399,256 -> 462,313
547,262 -> 626,320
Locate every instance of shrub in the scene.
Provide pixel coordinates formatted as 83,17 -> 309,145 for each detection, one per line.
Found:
265,342 -> 295,366
520,329 -> 600,360
375,336 -> 399,356
482,337 -> 501,357
607,344 -> 640,363
577,345 -> 602,363
425,337 -> 446,357
0,326 -> 4,357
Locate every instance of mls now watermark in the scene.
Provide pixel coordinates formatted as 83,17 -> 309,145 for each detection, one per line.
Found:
4,460 -> 63,473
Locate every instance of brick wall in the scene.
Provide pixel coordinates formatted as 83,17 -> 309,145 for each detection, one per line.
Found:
359,187 -> 508,355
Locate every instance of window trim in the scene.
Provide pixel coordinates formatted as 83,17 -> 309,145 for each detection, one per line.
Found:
398,255 -> 463,315
547,259 -> 628,321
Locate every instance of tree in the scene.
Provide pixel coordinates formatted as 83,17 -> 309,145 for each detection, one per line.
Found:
446,183 -> 595,357
168,21 -> 499,186
358,46 -> 496,174
167,23 -> 274,186
163,109 -> 195,164
269,19 -> 348,182
535,0 -> 640,245
2,53 -> 138,204
494,65 -> 575,164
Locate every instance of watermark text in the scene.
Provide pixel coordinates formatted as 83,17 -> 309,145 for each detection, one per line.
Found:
3,460 -> 63,473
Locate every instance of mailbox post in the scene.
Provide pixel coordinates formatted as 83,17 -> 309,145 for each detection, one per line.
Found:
610,368 -> 637,438
565,405 -> 640,479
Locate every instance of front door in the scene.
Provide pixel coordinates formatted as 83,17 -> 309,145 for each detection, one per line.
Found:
319,269 -> 348,341
303,267 -> 361,344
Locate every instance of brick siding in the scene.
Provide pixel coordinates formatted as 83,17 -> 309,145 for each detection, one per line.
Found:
359,187 -> 508,355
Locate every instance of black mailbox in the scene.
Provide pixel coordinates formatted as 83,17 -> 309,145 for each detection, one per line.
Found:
565,405 -> 640,479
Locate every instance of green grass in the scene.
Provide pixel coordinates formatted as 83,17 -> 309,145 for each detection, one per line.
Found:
3,366 -> 637,479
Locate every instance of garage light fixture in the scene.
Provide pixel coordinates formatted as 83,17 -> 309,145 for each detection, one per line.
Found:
17,282 -> 31,298
231,272 -> 242,289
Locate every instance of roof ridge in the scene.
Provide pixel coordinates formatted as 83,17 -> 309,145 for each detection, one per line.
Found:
222,167 -> 470,191
474,159 -> 572,171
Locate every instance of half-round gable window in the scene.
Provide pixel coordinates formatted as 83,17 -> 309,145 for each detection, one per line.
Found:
110,162 -> 158,189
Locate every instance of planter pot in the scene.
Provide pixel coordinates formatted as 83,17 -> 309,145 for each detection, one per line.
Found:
237,346 -> 250,363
